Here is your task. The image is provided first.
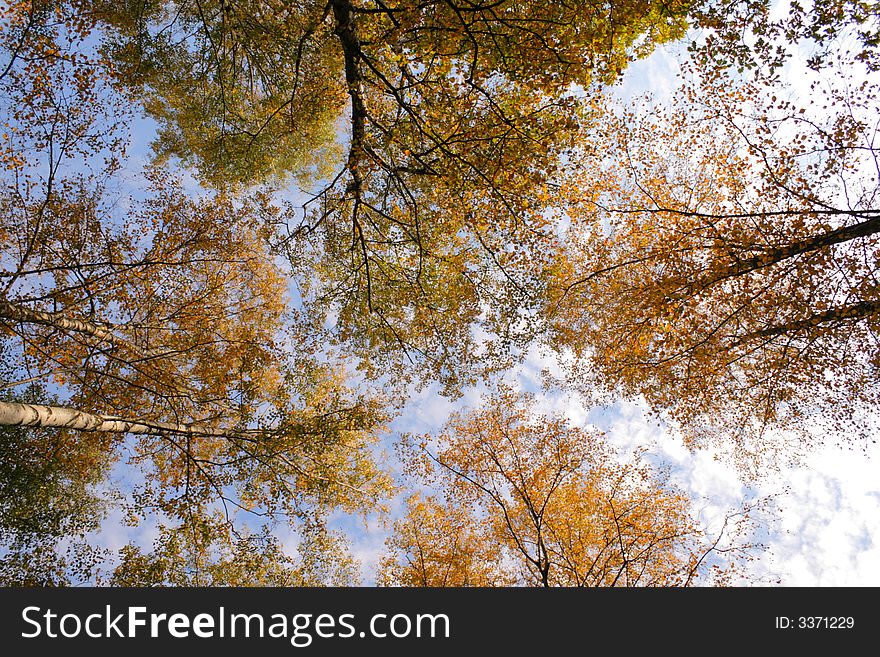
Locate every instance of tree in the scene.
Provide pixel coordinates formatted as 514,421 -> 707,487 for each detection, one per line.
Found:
0,6 -> 393,583
6,0 -> 843,586
380,389 -> 753,586
548,38 -> 880,468
89,0 -> 693,389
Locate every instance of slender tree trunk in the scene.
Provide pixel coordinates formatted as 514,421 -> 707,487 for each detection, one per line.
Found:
0,299 -> 164,361
331,0 -> 367,184
0,400 -> 238,438
707,214 -> 880,284
748,298 -> 880,340
560,215 -> 880,298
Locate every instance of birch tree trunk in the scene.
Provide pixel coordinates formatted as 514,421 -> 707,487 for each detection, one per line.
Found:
0,300 -> 164,361
0,400 -> 239,438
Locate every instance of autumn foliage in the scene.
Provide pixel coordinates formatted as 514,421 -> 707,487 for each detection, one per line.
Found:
0,0 -> 877,585
550,49 -> 880,468
380,390 -> 751,586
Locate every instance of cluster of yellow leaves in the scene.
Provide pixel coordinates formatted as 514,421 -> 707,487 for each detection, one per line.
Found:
92,0 -> 346,185
549,56 -> 880,470
380,389 -> 750,586
4,169 -> 288,429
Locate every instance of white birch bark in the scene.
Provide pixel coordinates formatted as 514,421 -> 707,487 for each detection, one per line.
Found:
0,299 -> 164,361
0,400 -> 237,438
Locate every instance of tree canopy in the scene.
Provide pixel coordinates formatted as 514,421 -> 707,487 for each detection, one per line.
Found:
1,0 -> 878,586
380,390 -> 754,586
86,0 -> 693,388
548,9 -> 880,469
0,3 -> 391,583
